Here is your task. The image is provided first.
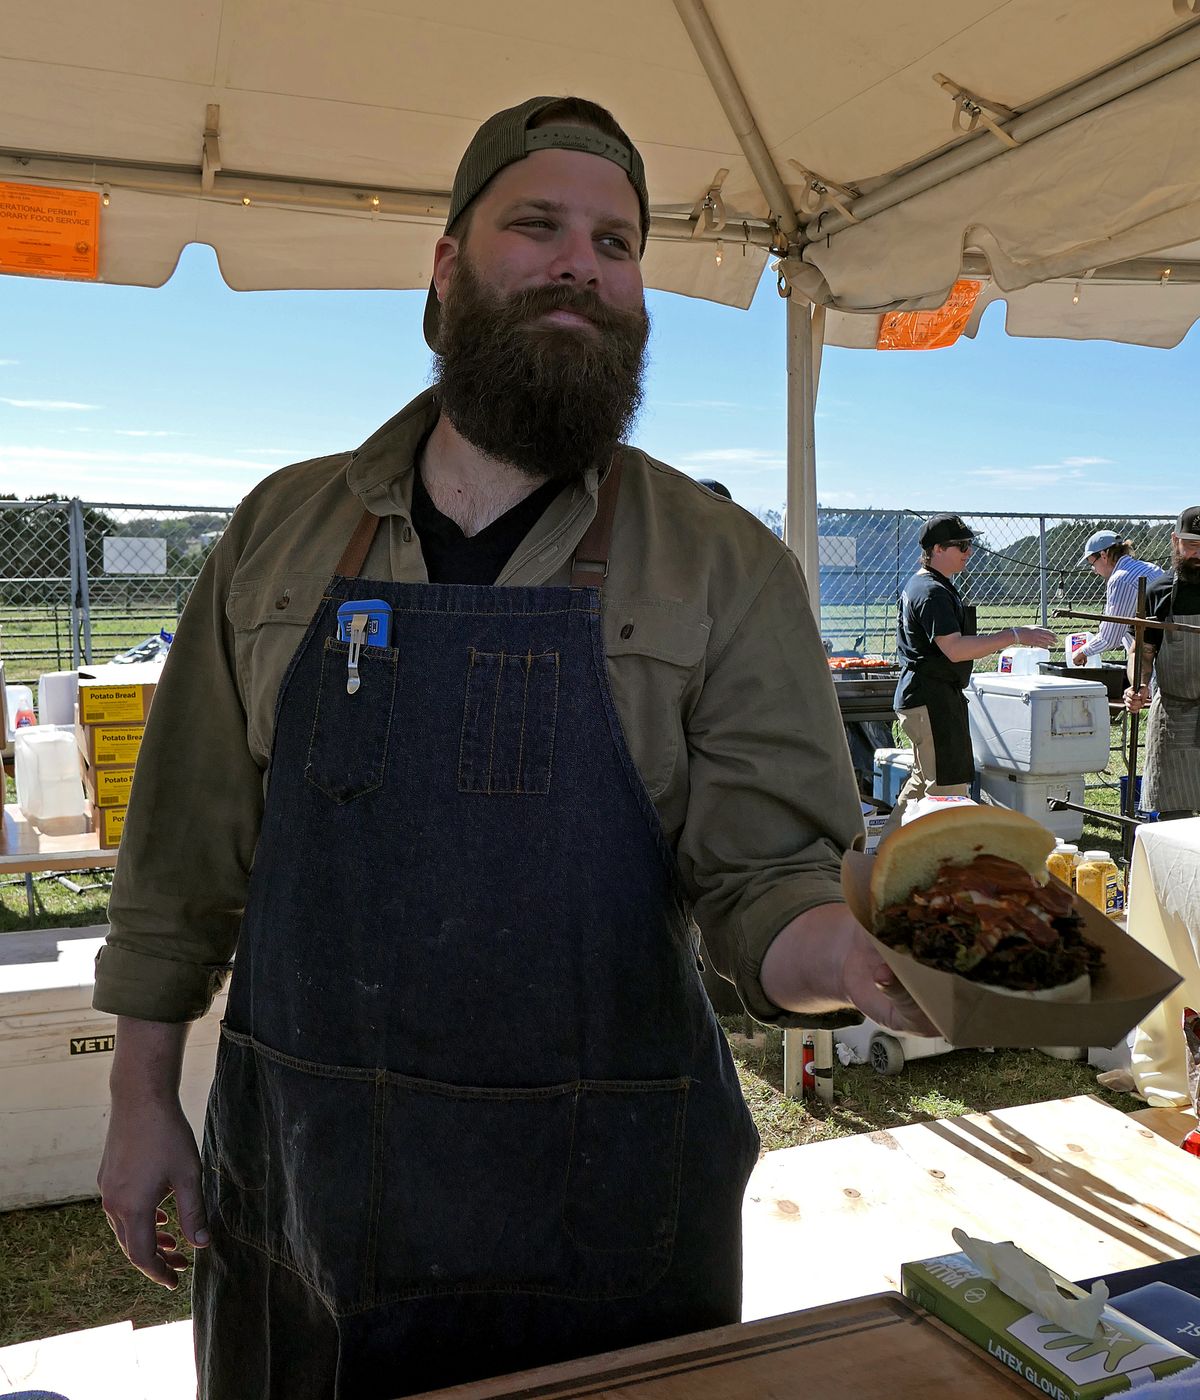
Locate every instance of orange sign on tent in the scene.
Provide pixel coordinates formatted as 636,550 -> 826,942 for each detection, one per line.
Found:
0,182 -> 100,281
876,278 -> 983,351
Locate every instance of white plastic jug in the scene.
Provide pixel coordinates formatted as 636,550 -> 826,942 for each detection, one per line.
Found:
14,724 -> 87,821
997,646 -> 1050,676
1066,632 -> 1102,668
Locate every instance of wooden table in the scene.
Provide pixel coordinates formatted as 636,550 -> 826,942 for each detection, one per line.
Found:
417,1096 -> 1200,1398
0,805 -> 115,914
741,1094 -> 1200,1322
412,1293 -> 1029,1399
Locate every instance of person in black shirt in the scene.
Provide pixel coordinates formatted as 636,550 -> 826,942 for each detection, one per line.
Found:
891,514 -> 1056,822
1125,505 -> 1200,818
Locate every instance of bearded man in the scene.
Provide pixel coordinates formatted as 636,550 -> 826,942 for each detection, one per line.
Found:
1125,505 -> 1200,818
94,96 -> 930,1400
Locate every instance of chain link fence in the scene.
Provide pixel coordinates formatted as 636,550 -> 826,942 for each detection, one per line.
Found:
815,510 -> 1175,656
0,499 -> 1179,685
0,499 -> 234,685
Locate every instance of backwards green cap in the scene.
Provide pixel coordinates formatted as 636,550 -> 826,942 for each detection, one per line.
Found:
423,96 -> 649,350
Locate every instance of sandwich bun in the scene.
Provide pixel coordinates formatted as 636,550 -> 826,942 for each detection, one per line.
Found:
869,806 -> 1056,932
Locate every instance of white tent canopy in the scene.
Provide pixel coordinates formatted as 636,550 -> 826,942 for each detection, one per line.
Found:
4,1 -> 1200,334
4,0 -> 1200,590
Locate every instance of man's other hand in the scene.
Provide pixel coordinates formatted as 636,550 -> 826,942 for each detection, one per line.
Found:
1124,684 -> 1151,713
1070,650 -> 1089,667
99,1078 -> 209,1288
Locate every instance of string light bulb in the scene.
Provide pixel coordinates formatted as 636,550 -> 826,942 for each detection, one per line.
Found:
715,239 -> 724,267
1071,282 -> 1081,305
101,185 -> 110,207
241,194 -> 252,206
370,195 -> 380,211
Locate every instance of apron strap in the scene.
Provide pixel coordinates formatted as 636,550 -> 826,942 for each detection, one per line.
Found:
334,458 -> 624,586
335,509 -> 382,579
570,458 -> 622,591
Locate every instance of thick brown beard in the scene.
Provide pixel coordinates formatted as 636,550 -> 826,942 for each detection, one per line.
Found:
1173,552 -> 1200,584
432,253 -> 650,483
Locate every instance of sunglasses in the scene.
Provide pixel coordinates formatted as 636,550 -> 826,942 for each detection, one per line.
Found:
948,539 -> 974,552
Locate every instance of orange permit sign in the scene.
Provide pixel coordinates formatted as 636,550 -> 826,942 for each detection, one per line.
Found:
876,278 -> 983,351
0,182 -> 100,281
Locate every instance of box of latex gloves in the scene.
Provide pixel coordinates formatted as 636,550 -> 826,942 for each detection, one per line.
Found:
902,1241 -> 1198,1399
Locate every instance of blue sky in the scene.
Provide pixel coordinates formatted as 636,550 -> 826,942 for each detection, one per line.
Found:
1,243 -> 1195,517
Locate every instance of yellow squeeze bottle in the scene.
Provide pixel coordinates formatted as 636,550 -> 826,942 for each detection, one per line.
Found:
1076,849 -> 1120,917
1046,842 -> 1075,885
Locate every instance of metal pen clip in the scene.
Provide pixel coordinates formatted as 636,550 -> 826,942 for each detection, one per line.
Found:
346,613 -> 367,694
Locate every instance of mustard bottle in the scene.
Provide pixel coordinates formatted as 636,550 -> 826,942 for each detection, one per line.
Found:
1046,842 -> 1077,886
1076,849 -> 1121,917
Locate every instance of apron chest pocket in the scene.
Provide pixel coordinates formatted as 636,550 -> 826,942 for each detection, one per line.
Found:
306,637 -> 399,802
459,648 -> 560,795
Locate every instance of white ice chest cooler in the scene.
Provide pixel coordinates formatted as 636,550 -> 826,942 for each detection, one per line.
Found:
0,926 -> 225,1210
966,672 -> 1110,841
967,672 -> 1111,774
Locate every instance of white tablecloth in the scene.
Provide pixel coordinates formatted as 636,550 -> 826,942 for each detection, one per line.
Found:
1128,817 -> 1200,1107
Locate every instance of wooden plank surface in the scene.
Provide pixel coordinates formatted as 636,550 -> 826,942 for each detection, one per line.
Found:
1130,1104 -> 1199,1148
742,1094 -> 1200,1322
0,805 -> 116,873
412,1293 -> 1028,1399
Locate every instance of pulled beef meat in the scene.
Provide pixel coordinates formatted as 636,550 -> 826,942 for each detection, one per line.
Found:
876,854 -> 1104,990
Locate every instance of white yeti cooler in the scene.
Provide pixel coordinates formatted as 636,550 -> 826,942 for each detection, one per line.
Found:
967,672 -> 1110,775
977,767 -> 1086,841
0,925 -> 225,1210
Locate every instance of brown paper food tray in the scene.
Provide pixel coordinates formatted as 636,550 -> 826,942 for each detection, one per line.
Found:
841,850 -> 1180,1048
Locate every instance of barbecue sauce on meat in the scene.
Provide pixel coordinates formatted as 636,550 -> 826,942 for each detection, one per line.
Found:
877,854 -> 1104,989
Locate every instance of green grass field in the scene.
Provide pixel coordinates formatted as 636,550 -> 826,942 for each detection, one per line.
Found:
1,608 -> 183,685
821,603 -> 1107,657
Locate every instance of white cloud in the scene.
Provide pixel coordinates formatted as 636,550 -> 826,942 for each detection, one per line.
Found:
0,444 -> 279,471
112,429 -> 182,439
0,359 -> 18,367
963,456 -> 1114,492
1,397 -> 100,411
680,447 -> 785,473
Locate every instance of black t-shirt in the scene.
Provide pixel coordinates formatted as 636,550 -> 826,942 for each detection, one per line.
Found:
894,567 -> 973,709
410,468 -> 563,584
1145,572 -> 1200,653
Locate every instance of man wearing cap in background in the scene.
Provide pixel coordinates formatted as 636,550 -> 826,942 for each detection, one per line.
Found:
93,96 -> 930,1399
891,514 -> 1056,823
1125,506 -> 1200,819
1071,528 -> 1165,667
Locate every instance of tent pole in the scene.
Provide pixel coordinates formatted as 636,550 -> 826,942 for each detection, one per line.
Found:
786,296 -> 822,621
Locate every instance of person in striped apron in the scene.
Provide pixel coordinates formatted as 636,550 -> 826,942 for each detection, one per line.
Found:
1126,506 -> 1200,819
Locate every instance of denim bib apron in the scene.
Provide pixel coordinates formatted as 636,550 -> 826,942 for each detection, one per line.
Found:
194,469 -> 760,1399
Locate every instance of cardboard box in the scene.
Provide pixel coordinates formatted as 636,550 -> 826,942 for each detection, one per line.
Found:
902,1251 -> 1197,1398
840,850 -> 1180,1049
86,800 -> 126,848
76,717 -> 144,769
76,662 -> 158,725
80,756 -> 135,809
861,802 -> 890,855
